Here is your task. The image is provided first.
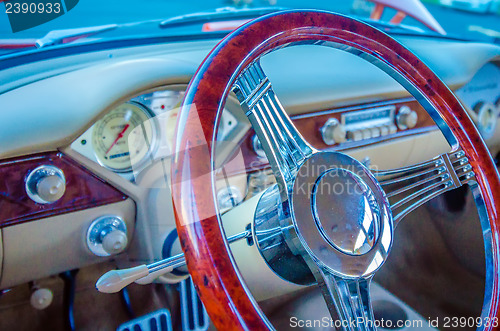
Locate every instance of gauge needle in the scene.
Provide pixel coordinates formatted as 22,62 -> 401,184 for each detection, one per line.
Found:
105,124 -> 130,155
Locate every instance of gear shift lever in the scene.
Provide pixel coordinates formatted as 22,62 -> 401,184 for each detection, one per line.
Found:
96,229 -> 251,293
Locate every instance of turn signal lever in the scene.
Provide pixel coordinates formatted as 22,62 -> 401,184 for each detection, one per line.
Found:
96,229 -> 252,293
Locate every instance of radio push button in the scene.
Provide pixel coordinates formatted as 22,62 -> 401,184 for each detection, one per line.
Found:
370,127 -> 380,138
379,126 -> 389,136
347,130 -> 363,141
388,124 -> 398,134
361,128 -> 372,139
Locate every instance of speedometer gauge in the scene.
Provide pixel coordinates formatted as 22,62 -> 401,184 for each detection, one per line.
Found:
92,102 -> 156,172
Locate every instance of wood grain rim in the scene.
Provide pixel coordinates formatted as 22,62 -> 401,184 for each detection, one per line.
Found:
172,10 -> 500,330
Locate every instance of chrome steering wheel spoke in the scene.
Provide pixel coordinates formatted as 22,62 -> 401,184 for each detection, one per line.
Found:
312,264 -> 375,331
373,148 -> 475,225
233,60 -> 314,196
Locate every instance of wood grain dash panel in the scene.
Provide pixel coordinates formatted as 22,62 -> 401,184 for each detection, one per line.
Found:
0,152 -> 127,228
293,98 -> 436,150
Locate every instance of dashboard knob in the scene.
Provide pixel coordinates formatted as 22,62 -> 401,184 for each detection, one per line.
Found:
87,216 -> 128,257
397,106 -> 418,130
321,118 -> 346,145
30,287 -> 53,310
251,135 -> 267,159
102,230 -> 128,255
25,165 -> 66,204
217,186 -> 243,210
37,175 -> 65,203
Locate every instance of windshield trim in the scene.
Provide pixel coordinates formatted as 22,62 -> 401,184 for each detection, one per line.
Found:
0,31 -> 228,71
0,26 -> 471,72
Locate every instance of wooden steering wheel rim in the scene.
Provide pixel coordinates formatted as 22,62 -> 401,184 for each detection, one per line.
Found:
171,10 -> 500,330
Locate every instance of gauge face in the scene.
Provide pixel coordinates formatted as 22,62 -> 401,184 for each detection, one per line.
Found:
92,102 -> 156,172
477,102 -> 499,140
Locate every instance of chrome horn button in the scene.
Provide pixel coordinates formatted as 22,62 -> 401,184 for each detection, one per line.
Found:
290,152 -> 393,278
312,168 -> 380,256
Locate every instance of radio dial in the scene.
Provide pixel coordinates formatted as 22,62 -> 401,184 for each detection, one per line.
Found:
321,118 -> 346,145
397,106 -> 418,130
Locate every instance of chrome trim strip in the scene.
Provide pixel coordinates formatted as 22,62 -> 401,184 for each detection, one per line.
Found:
470,182 -> 497,328
374,148 -> 474,225
233,61 -> 315,195
292,97 -> 416,120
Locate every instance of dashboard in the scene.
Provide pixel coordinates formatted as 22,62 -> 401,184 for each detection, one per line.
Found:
67,62 -> 500,214
0,34 -> 498,292
65,87 -> 440,218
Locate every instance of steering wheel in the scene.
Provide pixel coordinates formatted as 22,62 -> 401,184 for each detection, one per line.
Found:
171,10 -> 500,330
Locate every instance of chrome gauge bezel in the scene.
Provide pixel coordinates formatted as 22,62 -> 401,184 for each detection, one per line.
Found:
92,101 -> 159,174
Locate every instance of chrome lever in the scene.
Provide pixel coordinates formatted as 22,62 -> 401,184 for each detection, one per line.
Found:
96,229 -> 252,293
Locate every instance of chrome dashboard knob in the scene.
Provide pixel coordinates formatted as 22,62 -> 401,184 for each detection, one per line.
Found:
217,186 -> 243,210
321,118 -> 346,145
102,230 -> 128,255
25,165 -> 66,204
396,106 -> 418,130
252,134 -> 267,158
87,216 -> 128,256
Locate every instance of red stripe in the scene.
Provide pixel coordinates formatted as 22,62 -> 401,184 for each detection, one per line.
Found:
0,39 -> 37,49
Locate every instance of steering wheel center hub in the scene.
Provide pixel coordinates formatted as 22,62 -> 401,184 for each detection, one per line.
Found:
312,168 -> 380,255
290,152 -> 393,278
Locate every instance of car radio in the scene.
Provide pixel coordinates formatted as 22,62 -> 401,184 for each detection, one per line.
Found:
320,103 -> 419,145
342,106 -> 397,142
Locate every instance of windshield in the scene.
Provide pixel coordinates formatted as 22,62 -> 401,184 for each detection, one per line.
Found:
0,0 -> 499,43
